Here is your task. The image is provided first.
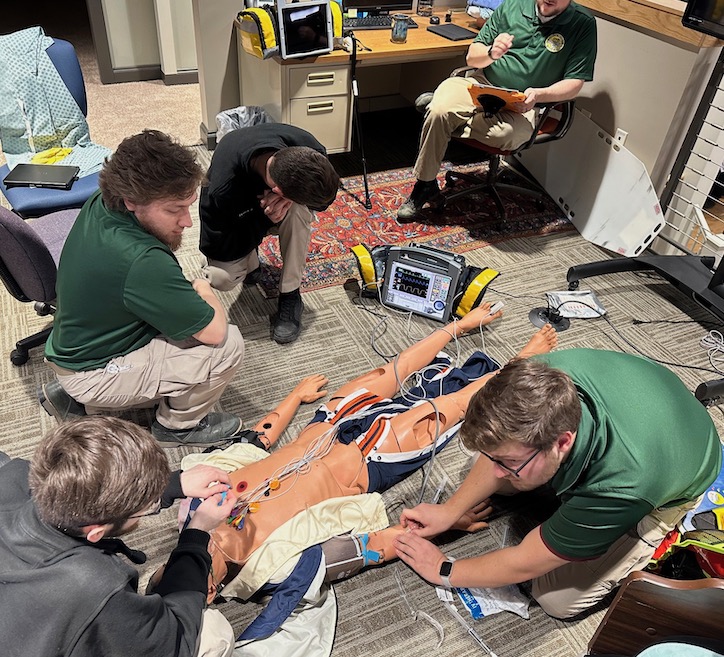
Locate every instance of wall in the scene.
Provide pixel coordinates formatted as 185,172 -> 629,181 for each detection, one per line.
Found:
101,0 -> 160,69
575,14 -> 719,195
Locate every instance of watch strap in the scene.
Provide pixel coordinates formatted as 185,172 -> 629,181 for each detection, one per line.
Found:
439,556 -> 456,588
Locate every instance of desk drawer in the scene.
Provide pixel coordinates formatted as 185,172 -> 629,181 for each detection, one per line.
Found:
289,95 -> 350,152
288,65 -> 349,99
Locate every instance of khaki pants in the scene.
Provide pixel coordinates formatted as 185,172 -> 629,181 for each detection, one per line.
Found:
531,498 -> 700,619
49,326 -> 244,431
197,609 -> 235,657
413,75 -> 537,182
202,203 -> 313,294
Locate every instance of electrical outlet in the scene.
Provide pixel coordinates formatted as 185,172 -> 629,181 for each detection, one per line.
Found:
614,128 -> 628,146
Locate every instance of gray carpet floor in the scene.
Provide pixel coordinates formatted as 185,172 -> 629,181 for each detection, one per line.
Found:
2,182 -> 723,655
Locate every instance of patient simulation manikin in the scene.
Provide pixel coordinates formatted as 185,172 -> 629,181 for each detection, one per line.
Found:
190,305 -> 557,604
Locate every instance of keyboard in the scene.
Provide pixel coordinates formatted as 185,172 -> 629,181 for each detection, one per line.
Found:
343,15 -> 419,30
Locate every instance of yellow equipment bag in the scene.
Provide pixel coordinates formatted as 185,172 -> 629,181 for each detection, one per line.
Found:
237,7 -> 279,60
330,0 -> 343,38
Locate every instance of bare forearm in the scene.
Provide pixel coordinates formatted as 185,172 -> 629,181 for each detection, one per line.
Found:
529,79 -> 584,103
443,455 -> 502,521
448,545 -> 546,589
446,529 -> 568,589
192,280 -> 228,345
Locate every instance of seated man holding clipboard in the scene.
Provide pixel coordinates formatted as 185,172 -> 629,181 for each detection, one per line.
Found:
397,0 -> 597,221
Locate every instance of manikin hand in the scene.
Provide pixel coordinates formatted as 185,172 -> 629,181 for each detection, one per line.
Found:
399,503 -> 455,539
450,499 -> 493,532
180,464 -> 231,499
393,531 -> 447,585
293,374 -> 330,403
456,302 -> 503,335
187,490 -> 238,533
259,189 -> 293,224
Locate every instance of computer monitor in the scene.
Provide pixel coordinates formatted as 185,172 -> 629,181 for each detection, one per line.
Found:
344,0 -> 413,17
277,0 -> 334,60
682,0 -> 724,39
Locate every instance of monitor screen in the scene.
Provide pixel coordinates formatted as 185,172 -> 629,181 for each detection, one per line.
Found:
383,260 -> 453,321
277,1 -> 333,59
682,0 -> 724,39
344,0 -> 413,16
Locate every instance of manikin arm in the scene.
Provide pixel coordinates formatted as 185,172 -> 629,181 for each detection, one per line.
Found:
252,374 -> 329,449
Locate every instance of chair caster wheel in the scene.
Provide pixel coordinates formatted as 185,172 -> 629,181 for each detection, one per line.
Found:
10,349 -> 29,366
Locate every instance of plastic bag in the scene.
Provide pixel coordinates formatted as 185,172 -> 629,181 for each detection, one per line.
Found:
215,105 -> 275,143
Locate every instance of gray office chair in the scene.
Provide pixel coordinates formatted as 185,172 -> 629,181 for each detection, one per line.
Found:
0,205 -> 80,365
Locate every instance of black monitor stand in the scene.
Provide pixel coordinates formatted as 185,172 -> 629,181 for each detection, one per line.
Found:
567,254 -> 724,324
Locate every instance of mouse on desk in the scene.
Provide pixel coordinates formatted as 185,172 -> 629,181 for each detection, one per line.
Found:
429,15 -> 440,24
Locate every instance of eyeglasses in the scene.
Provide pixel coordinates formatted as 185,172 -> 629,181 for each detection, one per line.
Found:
128,499 -> 163,519
481,449 -> 541,477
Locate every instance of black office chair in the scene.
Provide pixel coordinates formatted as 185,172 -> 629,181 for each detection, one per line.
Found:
433,67 -> 575,221
0,205 -> 80,365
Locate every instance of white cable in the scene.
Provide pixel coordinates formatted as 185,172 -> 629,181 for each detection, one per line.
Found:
700,330 -> 724,374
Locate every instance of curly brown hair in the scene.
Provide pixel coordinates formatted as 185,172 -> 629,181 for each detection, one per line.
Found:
99,129 -> 204,212
460,358 -> 581,453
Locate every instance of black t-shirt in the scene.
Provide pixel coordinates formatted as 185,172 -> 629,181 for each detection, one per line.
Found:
199,123 -> 327,262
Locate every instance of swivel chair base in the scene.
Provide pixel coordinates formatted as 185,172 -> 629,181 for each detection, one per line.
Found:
441,156 -> 546,221
11,325 -> 52,366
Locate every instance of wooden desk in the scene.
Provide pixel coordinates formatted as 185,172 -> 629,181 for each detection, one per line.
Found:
577,0 -> 721,48
237,12 -> 479,153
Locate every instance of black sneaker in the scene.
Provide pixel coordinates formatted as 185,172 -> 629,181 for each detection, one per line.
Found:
38,380 -> 87,420
244,267 -> 262,286
151,412 -> 243,447
272,288 -> 303,344
397,179 -> 442,223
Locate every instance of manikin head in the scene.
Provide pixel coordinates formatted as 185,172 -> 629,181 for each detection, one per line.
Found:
265,146 -> 340,212
536,0 -> 572,19
99,129 -> 204,251
29,416 -> 170,541
460,358 -> 581,491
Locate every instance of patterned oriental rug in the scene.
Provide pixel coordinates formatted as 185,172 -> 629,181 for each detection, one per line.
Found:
256,161 -> 572,294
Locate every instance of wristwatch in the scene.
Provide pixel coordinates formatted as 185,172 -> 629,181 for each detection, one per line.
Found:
439,556 -> 456,588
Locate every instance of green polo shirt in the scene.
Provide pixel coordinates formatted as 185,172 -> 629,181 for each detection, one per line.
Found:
46,191 -> 214,372
532,349 -> 721,560
474,0 -> 597,91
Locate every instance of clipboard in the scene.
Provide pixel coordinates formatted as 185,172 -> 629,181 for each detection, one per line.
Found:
467,84 -> 526,117
3,163 -> 80,190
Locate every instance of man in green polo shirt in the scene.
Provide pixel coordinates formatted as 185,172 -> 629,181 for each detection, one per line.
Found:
394,349 -> 722,618
397,0 -> 597,221
41,130 -> 246,447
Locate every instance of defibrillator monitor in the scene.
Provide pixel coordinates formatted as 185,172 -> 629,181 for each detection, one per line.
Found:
277,0 -> 334,60
381,245 -> 464,322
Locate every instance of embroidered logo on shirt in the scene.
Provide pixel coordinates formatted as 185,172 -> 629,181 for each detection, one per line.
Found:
545,34 -> 565,53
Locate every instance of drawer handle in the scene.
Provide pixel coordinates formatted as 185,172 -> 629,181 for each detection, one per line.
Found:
307,101 -> 334,114
307,72 -> 335,85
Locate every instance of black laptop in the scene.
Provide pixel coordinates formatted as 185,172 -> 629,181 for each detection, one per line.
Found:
3,163 -> 80,190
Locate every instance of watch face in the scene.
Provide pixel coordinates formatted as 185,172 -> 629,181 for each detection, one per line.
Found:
439,560 -> 454,577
